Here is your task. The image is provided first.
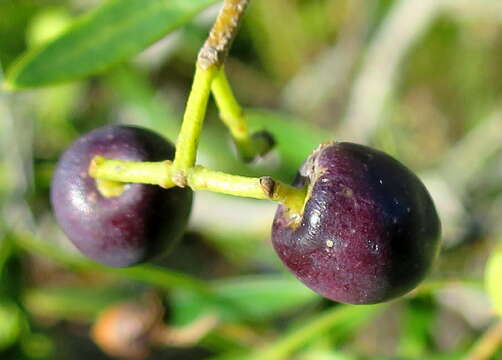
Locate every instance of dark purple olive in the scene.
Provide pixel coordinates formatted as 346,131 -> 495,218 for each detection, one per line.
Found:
50,125 -> 192,267
272,142 -> 441,304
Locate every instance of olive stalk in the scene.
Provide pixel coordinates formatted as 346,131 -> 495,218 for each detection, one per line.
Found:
91,0 -> 307,215
172,0 -> 251,174
171,66 -> 216,174
211,68 -> 274,161
89,156 -> 306,215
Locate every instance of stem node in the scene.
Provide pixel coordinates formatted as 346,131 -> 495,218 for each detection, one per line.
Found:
259,176 -> 276,198
171,170 -> 188,188
89,157 -> 307,215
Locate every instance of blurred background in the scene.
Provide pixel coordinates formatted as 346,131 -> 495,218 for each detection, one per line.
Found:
1,0 -> 502,359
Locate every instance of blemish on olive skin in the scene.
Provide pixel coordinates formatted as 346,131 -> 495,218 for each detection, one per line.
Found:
339,185 -> 353,198
326,240 -> 334,248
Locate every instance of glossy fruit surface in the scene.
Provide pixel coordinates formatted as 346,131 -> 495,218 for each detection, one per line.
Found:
272,142 -> 441,304
51,125 -> 192,267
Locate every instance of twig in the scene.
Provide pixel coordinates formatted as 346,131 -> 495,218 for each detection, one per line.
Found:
467,320 -> 502,360
173,0 -> 251,171
197,0 -> 250,69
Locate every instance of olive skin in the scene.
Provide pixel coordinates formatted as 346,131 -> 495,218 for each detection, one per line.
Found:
272,142 -> 441,304
50,126 -> 192,267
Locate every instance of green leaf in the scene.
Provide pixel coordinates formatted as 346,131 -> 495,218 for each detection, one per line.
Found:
13,232 -> 211,295
0,236 -> 13,279
5,0 -> 219,89
398,298 -> 435,358
0,299 -> 25,350
485,244 -> 502,317
23,286 -> 135,322
171,275 -> 319,325
249,304 -> 383,360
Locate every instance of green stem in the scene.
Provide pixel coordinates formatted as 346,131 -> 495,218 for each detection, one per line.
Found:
211,69 -> 249,147
89,156 -> 307,215
90,156 -> 175,188
172,65 -> 217,173
173,0 -> 251,177
89,0 -> 298,217
187,166 -> 305,210
211,68 -> 274,161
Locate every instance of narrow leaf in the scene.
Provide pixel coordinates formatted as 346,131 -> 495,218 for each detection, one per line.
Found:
171,275 -> 319,325
6,0 -> 218,89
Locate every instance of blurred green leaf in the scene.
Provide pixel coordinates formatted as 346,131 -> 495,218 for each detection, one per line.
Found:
248,304 -> 383,360
201,228 -> 268,266
23,286 -> 135,322
398,298 -> 435,358
246,109 -> 330,171
171,275 -> 319,325
0,1 -> 40,69
485,244 -> 502,317
13,232 -> 211,295
14,232 -> 316,325
26,8 -> 72,48
5,0 -> 218,89
106,65 -> 180,140
0,299 -> 25,350
0,236 -> 13,278
299,349 -> 356,360
20,333 -> 54,360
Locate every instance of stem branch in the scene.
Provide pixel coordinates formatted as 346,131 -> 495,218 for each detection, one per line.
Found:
211,68 -> 274,161
211,68 -> 248,141
172,66 -> 216,173
90,156 -> 306,215
90,156 -> 175,188
173,0 -> 251,176
197,0 -> 250,69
